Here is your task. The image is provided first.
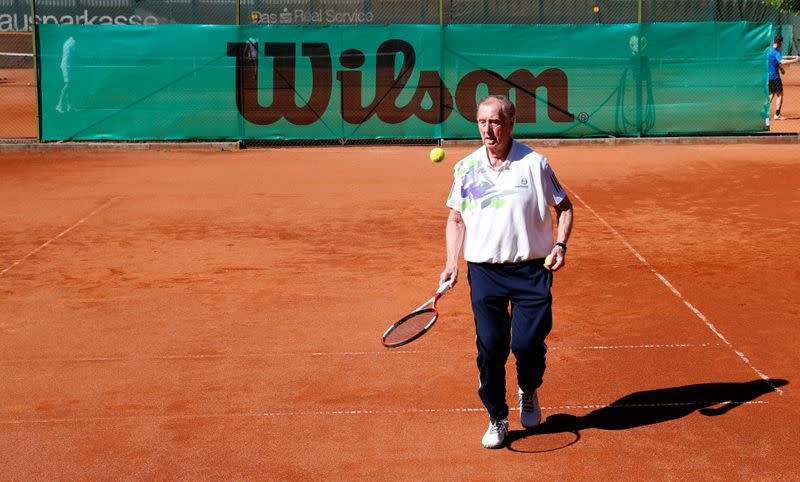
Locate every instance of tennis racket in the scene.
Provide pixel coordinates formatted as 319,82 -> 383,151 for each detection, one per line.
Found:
381,279 -> 454,348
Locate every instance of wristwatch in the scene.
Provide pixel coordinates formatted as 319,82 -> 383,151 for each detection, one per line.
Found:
554,242 -> 567,252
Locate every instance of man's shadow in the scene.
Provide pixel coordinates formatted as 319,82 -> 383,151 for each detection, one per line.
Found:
506,379 -> 788,452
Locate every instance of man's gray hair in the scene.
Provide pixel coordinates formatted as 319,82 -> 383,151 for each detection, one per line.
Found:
478,95 -> 516,122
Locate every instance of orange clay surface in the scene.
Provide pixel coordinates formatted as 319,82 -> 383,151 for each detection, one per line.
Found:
769,63 -> 800,129
0,142 -> 798,479
0,69 -> 36,138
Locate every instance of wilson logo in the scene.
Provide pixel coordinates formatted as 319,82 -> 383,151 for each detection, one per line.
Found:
227,39 -> 574,126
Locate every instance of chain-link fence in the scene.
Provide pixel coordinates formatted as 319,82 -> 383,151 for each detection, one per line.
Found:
5,0 -> 797,27
2,0 -> 799,141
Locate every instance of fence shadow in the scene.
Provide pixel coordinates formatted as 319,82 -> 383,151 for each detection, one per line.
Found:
506,378 -> 788,452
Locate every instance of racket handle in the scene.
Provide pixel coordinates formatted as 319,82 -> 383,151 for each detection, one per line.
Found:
436,279 -> 454,295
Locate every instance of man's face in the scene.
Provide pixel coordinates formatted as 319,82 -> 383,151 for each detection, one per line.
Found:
477,101 -> 513,150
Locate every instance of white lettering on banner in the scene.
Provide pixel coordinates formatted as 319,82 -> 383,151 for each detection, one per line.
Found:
325,10 -> 374,23
250,8 -> 374,25
250,12 -> 277,24
0,10 -> 160,31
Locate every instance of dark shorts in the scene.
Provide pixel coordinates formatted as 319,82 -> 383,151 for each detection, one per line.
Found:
769,78 -> 783,94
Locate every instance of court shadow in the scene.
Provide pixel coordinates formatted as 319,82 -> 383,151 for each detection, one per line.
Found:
506,378 -> 788,452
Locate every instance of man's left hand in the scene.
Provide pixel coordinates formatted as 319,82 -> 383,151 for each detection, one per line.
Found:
545,245 -> 566,272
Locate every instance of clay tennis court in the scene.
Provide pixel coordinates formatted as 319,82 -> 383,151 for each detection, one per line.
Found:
1,139 -> 798,478
2,30 -> 799,477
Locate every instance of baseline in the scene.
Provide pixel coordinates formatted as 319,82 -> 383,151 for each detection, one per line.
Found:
0,400 -> 769,426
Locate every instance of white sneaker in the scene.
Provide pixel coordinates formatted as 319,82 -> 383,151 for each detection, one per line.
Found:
774,114 -> 785,120
481,419 -> 509,449
518,388 -> 542,429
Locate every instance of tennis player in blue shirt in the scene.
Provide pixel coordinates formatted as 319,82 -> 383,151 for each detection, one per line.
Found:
768,34 -> 799,121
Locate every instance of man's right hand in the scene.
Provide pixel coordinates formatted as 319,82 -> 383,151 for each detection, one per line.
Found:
440,265 -> 458,288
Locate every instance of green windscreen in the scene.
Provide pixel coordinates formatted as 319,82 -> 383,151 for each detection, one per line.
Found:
38,22 -> 771,141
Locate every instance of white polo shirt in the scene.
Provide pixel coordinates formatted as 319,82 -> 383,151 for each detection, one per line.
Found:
446,140 -> 566,264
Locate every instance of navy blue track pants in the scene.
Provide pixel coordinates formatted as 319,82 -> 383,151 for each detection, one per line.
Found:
467,259 -> 553,422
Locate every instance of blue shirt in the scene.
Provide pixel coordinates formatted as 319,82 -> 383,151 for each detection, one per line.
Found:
768,47 -> 782,80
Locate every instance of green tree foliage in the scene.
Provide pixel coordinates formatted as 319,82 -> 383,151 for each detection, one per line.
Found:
764,0 -> 800,14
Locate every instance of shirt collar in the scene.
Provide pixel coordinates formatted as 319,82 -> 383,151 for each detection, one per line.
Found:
482,140 -> 517,172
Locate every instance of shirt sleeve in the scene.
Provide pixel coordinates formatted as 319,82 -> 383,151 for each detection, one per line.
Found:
542,159 -> 566,206
445,171 -> 462,211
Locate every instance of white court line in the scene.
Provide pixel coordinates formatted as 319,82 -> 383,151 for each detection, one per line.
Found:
0,400 -> 768,425
0,197 -> 120,278
0,343 -> 716,364
568,189 -> 783,395
550,343 -> 716,350
310,343 -> 716,355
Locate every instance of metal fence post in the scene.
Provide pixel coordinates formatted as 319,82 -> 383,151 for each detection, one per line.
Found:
30,0 -> 41,141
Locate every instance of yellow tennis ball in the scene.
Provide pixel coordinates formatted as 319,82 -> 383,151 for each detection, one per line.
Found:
593,5 -> 600,13
430,147 -> 445,163
545,254 -> 552,265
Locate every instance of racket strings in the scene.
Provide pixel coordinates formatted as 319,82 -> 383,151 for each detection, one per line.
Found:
383,308 -> 437,346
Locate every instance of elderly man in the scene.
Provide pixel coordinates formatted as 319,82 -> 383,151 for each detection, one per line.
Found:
440,95 -> 574,448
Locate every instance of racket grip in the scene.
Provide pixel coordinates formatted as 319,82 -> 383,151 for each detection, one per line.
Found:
436,279 -> 454,295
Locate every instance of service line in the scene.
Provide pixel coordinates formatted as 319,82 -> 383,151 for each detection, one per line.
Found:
0,343 -> 716,364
